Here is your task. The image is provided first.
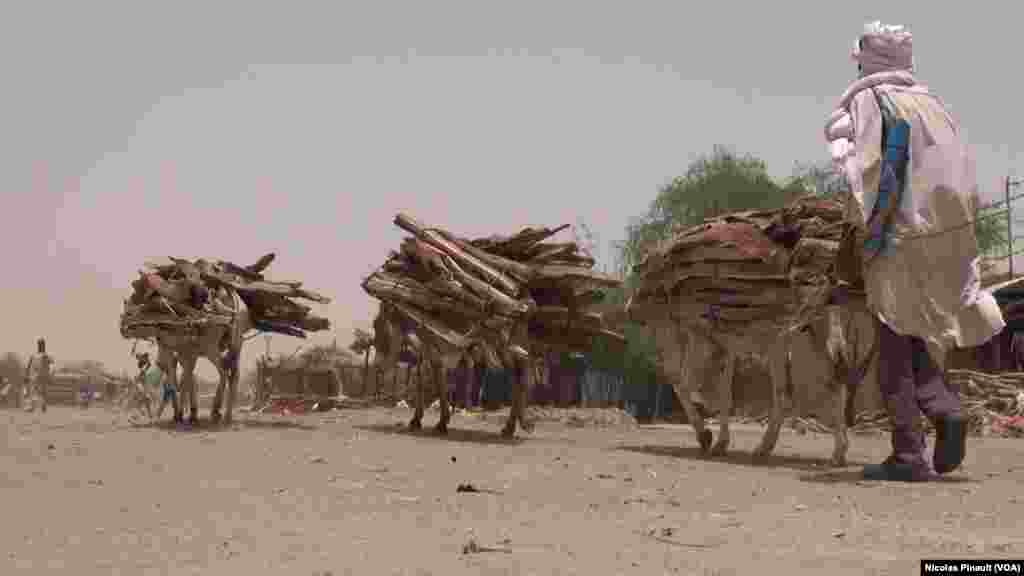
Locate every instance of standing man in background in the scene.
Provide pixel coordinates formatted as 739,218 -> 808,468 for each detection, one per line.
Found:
24,338 -> 53,413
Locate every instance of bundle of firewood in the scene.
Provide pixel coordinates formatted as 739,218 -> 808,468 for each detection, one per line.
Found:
628,196 -> 854,333
946,369 -> 1024,437
746,370 -> 1024,438
849,371 -> 1024,438
120,253 -> 331,340
361,213 -> 624,355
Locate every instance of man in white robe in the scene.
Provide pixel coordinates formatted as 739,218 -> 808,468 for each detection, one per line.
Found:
825,22 -> 1005,481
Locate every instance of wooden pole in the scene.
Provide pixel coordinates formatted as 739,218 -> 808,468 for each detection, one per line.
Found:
1007,176 -> 1014,279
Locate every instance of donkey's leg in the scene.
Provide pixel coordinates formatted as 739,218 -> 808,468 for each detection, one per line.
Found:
224,363 -> 238,426
409,363 -> 424,430
754,337 -> 789,458
710,347 -> 735,457
222,345 -> 240,425
515,356 -> 533,433
831,376 -> 850,467
501,355 -> 521,438
435,358 -> 450,435
210,362 -> 225,424
170,375 -> 182,425
180,355 -> 200,425
673,329 -> 712,453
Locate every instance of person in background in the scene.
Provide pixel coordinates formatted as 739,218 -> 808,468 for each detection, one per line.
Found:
134,353 -> 156,420
24,338 -> 53,413
153,356 -> 179,421
79,377 -> 93,408
825,22 -> 1005,481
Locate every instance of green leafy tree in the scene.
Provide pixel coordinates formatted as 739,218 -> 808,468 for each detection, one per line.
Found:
617,146 -> 789,287
785,160 -> 850,199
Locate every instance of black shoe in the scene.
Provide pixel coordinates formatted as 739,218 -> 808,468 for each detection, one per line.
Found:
933,413 -> 968,475
863,456 -> 934,482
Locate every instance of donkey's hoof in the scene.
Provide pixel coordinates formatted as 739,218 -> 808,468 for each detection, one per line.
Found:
501,425 -> 516,439
752,444 -> 773,460
188,414 -> 199,426
434,422 -> 449,435
210,411 -> 222,424
408,419 -> 422,431
829,453 -> 848,468
710,440 -> 730,457
697,429 -> 713,454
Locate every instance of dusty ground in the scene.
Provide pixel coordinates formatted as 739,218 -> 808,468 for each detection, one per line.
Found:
2,403 -> 1023,576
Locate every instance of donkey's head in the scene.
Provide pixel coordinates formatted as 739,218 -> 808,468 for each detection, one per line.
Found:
372,302 -> 421,366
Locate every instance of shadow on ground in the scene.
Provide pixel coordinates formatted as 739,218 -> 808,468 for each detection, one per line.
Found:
134,416 -> 318,433
616,444 -> 870,473
798,468 -> 977,485
355,422 -> 525,446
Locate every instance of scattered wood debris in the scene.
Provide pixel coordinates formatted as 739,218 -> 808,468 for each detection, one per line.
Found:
734,369 -> 1024,438
948,370 -> 1024,437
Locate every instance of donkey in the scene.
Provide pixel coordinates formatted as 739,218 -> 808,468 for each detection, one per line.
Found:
155,287 -> 252,425
372,302 -> 533,438
640,303 -> 876,467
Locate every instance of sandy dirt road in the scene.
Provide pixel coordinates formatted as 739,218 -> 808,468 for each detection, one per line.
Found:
2,404 -> 1023,575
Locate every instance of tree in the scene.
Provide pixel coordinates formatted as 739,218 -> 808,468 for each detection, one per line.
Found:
785,160 -> 849,199
349,328 -> 375,396
617,146 -> 789,288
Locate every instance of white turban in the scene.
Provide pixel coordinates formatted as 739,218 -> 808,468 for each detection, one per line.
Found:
852,21 -> 914,76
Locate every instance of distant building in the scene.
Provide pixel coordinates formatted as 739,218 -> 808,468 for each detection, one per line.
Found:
255,347 -> 360,401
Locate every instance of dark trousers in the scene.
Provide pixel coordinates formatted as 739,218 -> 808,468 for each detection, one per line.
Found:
877,318 -> 961,462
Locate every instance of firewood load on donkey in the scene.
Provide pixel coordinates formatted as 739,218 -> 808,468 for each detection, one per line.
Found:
627,196 -> 878,466
362,213 -> 624,438
120,253 -> 331,426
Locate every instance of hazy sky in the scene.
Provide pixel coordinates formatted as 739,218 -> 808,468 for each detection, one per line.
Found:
2,1 -> 1021,375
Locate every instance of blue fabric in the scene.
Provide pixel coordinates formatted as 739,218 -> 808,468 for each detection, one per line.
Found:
863,89 -> 910,260
161,382 -> 177,403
